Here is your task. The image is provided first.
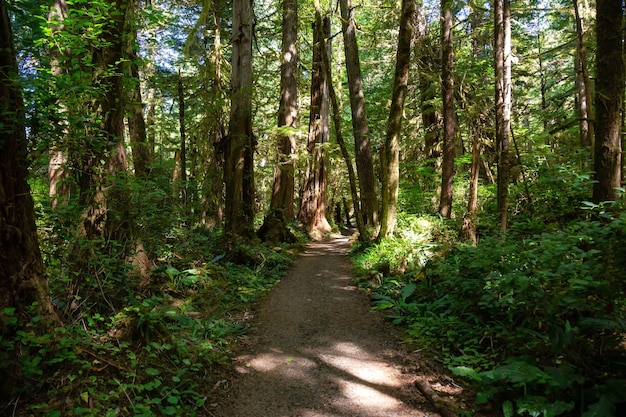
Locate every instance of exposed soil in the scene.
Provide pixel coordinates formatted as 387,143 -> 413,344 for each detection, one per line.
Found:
216,233 -> 468,417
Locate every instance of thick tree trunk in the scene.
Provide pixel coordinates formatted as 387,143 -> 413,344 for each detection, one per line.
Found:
573,0 -> 594,148
269,0 -> 298,218
224,0 -> 255,236
439,0 -> 455,219
379,0 -> 415,238
494,0 -> 511,230
339,0 -> 378,226
299,12 -> 331,238
593,0 -> 623,202
0,0 -> 56,321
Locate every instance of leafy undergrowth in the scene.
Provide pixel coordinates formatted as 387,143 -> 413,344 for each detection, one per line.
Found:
353,206 -> 626,417
0,226 -> 300,416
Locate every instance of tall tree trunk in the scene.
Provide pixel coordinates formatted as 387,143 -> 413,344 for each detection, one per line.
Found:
494,0 -> 511,230
200,0 -> 226,227
339,0 -> 378,226
269,0 -> 298,218
461,134 -> 480,244
379,0 -> 415,238
573,0 -> 594,148
224,0 -> 255,236
125,3 -> 151,179
415,8 -> 440,168
177,71 -> 187,208
47,0 -> 71,209
592,0 -> 623,202
0,0 -> 56,321
315,2 -> 366,240
299,11 -> 331,238
439,0 -> 455,219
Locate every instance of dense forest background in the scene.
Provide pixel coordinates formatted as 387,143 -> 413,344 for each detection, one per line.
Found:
1,0 -> 626,415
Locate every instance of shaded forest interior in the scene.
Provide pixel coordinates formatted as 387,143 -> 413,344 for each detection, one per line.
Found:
1,0 -> 626,416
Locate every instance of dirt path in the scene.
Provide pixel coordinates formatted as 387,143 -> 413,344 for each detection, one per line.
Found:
216,234 -> 445,417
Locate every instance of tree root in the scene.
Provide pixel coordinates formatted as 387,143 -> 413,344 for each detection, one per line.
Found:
414,378 -> 459,417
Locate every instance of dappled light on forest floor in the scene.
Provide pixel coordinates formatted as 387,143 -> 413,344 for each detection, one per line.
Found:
218,236 -> 439,417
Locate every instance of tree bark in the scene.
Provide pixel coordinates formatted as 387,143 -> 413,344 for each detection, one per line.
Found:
339,0 -> 378,226
379,0 -> 415,238
415,8 -> 440,167
439,0 -> 455,219
177,71 -> 187,207
592,0 -> 623,203
299,11 -> 331,238
125,3 -> 151,179
224,0 -> 255,236
317,11 -> 367,241
494,0 -> 511,230
0,0 -> 56,321
47,0 -> 71,210
269,0 -> 298,219
573,0 -> 594,148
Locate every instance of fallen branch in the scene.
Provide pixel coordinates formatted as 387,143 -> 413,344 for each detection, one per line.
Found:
414,378 -> 459,417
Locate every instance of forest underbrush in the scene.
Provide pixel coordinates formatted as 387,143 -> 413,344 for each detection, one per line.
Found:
352,164 -> 626,417
1,210 -> 303,416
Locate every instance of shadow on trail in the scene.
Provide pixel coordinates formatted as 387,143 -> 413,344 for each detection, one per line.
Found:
218,235 -> 433,417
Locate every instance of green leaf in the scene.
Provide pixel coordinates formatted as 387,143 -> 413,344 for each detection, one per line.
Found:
481,359 -> 548,384
161,406 -> 177,415
583,395 -> 616,417
145,367 -> 160,376
449,365 -> 482,382
502,400 -> 514,417
516,395 -> 574,417
400,283 -> 417,301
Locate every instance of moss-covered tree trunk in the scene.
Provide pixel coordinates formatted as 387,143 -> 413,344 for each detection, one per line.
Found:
494,0 -> 511,230
573,0 -> 594,149
299,13 -> 331,238
379,0 -> 415,238
269,0 -> 298,219
0,0 -> 56,321
592,0 -> 623,202
439,0 -> 456,219
224,0 -> 255,236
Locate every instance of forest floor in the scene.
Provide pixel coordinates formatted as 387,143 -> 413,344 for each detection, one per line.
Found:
214,232 -> 471,417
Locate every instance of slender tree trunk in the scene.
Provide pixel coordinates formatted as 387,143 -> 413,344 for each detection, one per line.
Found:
47,0 -> 71,209
177,71 -> 187,207
573,0 -> 594,148
415,8 -> 440,167
379,0 -> 415,238
339,0 -> 378,226
494,0 -> 511,230
593,0 -> 623,202
299,12 -> 332,238
315,2 -> 366,240
125,1 -> 151,178
224,0 -> 255,236
269,0 -> 298,218
439,0 -> 455,219
200,1 -> 225,227
461,134 -> 480,244
0,0 -> 57,322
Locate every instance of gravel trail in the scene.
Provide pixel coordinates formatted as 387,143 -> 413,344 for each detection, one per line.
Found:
217,234 -> 442,417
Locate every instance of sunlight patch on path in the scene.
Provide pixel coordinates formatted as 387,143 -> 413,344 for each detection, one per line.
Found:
235,351 -> 317,379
